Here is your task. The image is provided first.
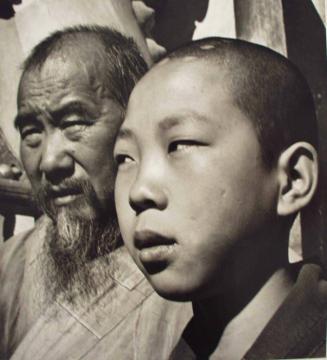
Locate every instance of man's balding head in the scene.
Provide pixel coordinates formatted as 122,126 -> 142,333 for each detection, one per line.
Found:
20,25 -> 147,110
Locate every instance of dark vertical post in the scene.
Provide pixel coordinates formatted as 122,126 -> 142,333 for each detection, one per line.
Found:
234,0 -> 327,268
282,0 -> 327,269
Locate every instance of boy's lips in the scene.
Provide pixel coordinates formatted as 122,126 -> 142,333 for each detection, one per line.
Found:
134,229 -> 177,268
134,229 -> 176,249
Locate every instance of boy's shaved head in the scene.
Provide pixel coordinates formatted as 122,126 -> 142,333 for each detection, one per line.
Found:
115,36 -> 319,304
164,38 -> 317,167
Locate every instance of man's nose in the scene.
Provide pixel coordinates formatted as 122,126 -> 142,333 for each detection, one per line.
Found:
129,160 -> 168,214
39,130 -> 74,183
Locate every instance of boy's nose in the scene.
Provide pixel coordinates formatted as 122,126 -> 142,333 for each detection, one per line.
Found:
128,163 -> 168,214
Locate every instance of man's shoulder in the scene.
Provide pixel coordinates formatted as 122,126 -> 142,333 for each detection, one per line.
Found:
0,227 -> 33,278
0,215 -> 49,274
0,215 -> 50,309
10,245 -> 192,360
0,216 -> 51,359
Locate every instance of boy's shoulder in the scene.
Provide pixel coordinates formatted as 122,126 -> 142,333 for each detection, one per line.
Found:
171,262 -> 327,360
244,262 -> 327,359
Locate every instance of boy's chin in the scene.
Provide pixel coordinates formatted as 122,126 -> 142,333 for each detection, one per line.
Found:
145,271 -> 205,302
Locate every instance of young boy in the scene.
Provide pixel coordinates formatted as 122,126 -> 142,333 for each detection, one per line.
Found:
114,38 -> 326,359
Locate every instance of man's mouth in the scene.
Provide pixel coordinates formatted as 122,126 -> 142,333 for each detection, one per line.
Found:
134,229 -> 177,266
49,187 -> 83,206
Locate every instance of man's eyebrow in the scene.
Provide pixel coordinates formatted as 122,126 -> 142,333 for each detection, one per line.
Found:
14,101 -> 95,129
52,101 -> 94,121
158,112 -> 207,131
14,113 -> 35,130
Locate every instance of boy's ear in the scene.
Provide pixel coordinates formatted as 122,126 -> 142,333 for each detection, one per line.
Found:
277,142 -> 318,216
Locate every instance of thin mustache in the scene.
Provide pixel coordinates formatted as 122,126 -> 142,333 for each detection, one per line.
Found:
40,179 -> 88,198
47,186 -> 83,197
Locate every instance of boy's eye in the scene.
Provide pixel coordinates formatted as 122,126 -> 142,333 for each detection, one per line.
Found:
115,154 -> 134,167
168,140 -> 203,153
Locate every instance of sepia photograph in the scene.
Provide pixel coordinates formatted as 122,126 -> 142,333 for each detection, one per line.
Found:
0,0 -> 326,359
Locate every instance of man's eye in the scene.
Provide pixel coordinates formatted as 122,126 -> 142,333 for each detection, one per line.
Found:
62,119 -> 91,139
20,128 -> 42,147
62,119 -> 90,130
115,154 -> 134,167
168,140 -> 203,153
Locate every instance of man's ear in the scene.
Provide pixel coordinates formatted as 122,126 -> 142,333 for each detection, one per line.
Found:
277,142 -> 318,216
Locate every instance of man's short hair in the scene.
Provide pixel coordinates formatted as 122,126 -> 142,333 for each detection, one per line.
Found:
21,25 -> 148,110
166,38 -> 317,167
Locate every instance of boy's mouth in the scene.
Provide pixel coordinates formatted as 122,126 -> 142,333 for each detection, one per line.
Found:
134,229 -> 177,269
134,229 -> 176,248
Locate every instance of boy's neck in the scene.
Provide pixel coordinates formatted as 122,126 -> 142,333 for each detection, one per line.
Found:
192,265 -> 295,360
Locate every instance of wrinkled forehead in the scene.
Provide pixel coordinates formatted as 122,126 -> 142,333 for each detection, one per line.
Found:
19,57 -> 77,91
18,40 -> 108,101
18,60 -> 110,113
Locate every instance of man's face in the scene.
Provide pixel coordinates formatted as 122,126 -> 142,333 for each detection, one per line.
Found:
114,60 -> 279,301
17,52 -> 122,301
17,55 -> 122,222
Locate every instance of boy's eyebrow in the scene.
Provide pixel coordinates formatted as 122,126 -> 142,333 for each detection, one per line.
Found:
158,112 -> 207,131
116,127 -> 134,141
116,111 -> 208,141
